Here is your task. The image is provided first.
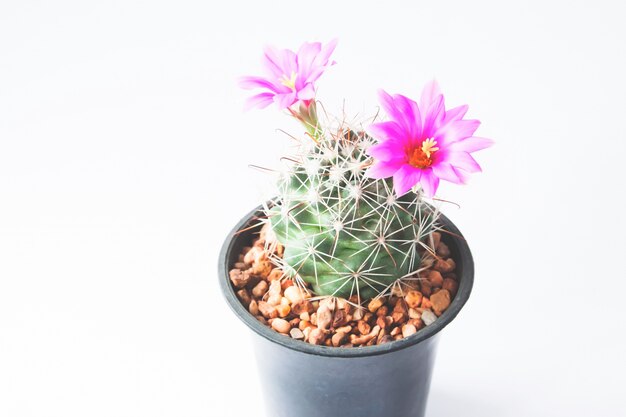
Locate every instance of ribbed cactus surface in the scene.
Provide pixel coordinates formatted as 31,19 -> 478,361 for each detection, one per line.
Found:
268,130 -> 437,300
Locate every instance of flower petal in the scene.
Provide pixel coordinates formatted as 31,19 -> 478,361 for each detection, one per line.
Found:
365,159 -> 404,179
392,93 -> 422,139
444,104 -> 468,122
438,119 -> 481,145
297,42 -> 322,74
378,90 -> 405,124
419,169 -> 440,197
315,38 -> 338,67
431,161 -> 463,184
262,45 -> 286,78
304,39 -> 338,84
366,121 -> 404,142
393,165 -> 422,197
448,136 -> 494,153
273,92 -> 297,109
452,166 -> 471,183
448,151 -> 482,173
244,92 -> 275,110
238,76 -> 282,94
366,139 -> 405,161
297,83 -> 316,100
422,94 -> 445,138
420,79 -> 442,111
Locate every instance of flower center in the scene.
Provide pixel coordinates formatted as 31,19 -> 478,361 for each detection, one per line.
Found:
408,138 -> 439,169
280,71 -> 297,91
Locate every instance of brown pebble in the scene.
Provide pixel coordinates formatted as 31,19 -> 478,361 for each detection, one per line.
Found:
368,297 -> 384,313
243,245 -> 266,265
420,280 -> 432,297
234,261 -> 247,270
271,318 -> 291,334
236,288 -> 251,307
357,320 -> 371,335
390,327 -> 401,337
292,300 -> 314,315
404,290 -> 423,309
391,300 -> 409,324
391,310 -> 408,324
434,258 -> 455,273
436,241 -> 451,257
352,308 -> 365,321
251,280 -> 269,298
427,270 -> 444,288
336,325 -> 352,334
408,308 -> 420,319
376,315 -> 393,329
331,331 -> 348,347
258,301 -> 278,319
408,318 -> 424,329
249,260 -> 272,277
332,310 -> 349,328
267,280 -> 282,306
316,305 -> 333,330
308,328 -> 326,345
299,320 -> 314,331
229,269 -> 251,288
430,289 -> 451,316
249,299 -> 259,315
276,303 -> 291,318
376,305 -> 389,317
267,268 -> 283,281
442,278 -> 458,297
421,297 -> 432,309
363,312 -> 374,323
352,325 -> 380,346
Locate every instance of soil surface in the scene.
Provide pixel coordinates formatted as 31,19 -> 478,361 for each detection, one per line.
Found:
229,226 -> 459,347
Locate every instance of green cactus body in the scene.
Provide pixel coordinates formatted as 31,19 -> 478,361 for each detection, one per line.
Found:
268,130 -> 437,300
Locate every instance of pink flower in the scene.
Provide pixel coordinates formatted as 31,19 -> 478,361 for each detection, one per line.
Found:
366,81 -> 493,197
239,40 -> 337,110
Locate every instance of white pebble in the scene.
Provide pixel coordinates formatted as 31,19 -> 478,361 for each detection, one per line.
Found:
421,310 -> 437,326
284,286 -> 305,304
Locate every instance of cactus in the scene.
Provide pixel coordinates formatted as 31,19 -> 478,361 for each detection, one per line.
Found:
265,127 -> 439,301
240,40 -> 490,303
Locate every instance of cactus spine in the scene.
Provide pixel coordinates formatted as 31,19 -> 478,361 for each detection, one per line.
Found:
266,124 -> 439,301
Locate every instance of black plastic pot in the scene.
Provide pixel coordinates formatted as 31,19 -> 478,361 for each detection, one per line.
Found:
218,205 -> 474,417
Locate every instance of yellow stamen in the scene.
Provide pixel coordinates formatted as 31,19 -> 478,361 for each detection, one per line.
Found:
421,138 -> 439,159
280,71 -> 297,91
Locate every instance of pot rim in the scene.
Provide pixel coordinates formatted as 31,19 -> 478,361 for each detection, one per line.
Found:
218,204 -> 474,358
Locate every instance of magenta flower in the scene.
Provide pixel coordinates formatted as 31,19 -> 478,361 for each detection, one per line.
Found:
366,81 -> 493,197
239,40 -> 338,110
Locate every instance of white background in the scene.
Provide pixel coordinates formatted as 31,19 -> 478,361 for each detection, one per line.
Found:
1,1 -> 625,416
